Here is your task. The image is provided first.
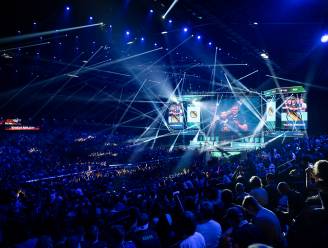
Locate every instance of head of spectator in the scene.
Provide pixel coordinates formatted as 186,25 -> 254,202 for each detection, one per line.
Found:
277,181 -> 290,195
225,206 -> 245,228
249,176 -> 263,189
242,196 -> 261,216
313,160 -> 328,192
266,173 -> 275,185
235,183 -> 246,195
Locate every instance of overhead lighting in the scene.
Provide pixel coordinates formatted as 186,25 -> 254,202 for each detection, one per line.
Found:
321,34 -> 328,43
260,52 -> 269,59
161,31 -> 168,34
183,27 -> 188,32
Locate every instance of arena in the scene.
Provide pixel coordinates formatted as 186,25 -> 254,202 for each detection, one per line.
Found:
0,1 -> 328,248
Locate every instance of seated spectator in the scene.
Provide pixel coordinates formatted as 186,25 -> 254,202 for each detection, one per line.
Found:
242,196 -> 283,247
196,201 -> 222,248
277,182 -> 304,220
235,183 -> 249,205
249,176 -> 269,207
131,213 -> 161,248
264,173 -> 278,209
223,206 -> 263,248
179,211 -> 205,248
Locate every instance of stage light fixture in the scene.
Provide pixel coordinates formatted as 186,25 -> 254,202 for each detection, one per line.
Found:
126,31 -> 130,35
141,37 -> 145,41
66,6 -> 70,11
208,42 -> 212,46
183,27 -> 188,32
150,9 -> 154,13
197,35 -> 201,40
253,22 -> 258,25
260,52 -> 269,59
168,19 -> 173,23
161,31 -> 168,34
89,16 -> 93,20
33,22 -> 37,25
321,34 -> 328,43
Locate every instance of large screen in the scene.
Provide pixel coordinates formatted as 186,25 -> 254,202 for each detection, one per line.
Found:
281,94 -> 307,130
168,96 -> 261,136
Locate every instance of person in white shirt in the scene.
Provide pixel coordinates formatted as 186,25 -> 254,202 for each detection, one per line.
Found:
179,211 -> 206,248
196,202 -> 222,248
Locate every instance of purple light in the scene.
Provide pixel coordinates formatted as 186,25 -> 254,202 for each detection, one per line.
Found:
183,27 -> 188,32
321,34 -> 328,43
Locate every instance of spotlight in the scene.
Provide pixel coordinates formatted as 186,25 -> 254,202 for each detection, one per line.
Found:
253,22 -> 258,25
66,6 -> 70,11
183,27 -> 188,32
260,52 -> 269,59
154,42 -> 158,46
208,42 -> 212,46
89,16 -> 93,20
321,34 -> 328,43
33,22 -> 37,25
168,19 -> 173,23
126,31 -> 130,35
161,31 -> 168,34
197,35 -> 201,40
141,37 -> 145,41
150,9 -> 154,13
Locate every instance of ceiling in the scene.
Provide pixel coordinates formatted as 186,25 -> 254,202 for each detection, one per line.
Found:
0,0 -> 327,132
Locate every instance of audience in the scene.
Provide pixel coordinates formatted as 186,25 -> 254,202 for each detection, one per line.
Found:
0,129 -> 328,248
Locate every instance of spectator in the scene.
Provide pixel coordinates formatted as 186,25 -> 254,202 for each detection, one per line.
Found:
249,176 -> 269,207
242,196 -> 283,247
179,211 -> 205,248
196,202 -> 222,248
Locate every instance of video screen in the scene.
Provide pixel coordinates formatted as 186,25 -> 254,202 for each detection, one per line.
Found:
202,97 -> 260,135
168,96 -> 261,136
281,94 -> 307,130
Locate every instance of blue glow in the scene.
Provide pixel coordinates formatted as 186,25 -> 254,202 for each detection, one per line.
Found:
197,35 -> 201,40
33,22 -> 37,25
154,42 -> 158,46
141,37 -> 145,41
183,27 -> 188,32
168,19 -> 173,24
89,16 -> 93,20
321,34 -> 328,43
150,9 -> 154,13
208,42 -> 212,46
66,6 -> 70,11
126,31 -> 130,35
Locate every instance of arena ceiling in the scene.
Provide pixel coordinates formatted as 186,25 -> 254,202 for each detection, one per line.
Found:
0,0 -> 327,132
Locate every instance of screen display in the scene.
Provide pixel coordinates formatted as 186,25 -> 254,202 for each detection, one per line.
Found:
168,103 -> 184,129
202,97 -> 260,135
187,103 -> 201,128
281,94 -> 307,130
168,96 -> 261,136
265,100 -> 276,130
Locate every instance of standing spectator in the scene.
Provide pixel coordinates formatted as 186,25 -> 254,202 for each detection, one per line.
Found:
179,211 -> 205,248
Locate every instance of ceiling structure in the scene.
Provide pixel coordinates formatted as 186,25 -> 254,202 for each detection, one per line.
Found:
0,0 -> 327,132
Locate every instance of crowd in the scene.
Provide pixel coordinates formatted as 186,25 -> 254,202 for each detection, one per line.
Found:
0,129 -> 328,248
